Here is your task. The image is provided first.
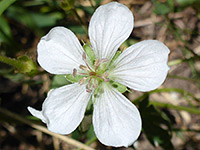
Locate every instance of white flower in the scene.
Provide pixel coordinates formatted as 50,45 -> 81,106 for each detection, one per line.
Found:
27,2 -> 170,147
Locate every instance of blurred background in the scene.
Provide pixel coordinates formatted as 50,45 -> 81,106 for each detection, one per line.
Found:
0,0 -> 200,149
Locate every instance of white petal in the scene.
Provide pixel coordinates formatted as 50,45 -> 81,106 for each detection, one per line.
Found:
93,83 -> 141,147
110,40 -> 170,92
37,27 -> 85,74
88,2 -> 134,60
28,83 -> 91,134
27,106 -> 47,123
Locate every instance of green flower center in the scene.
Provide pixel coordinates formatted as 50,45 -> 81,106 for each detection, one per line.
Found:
73,52 -> 110,93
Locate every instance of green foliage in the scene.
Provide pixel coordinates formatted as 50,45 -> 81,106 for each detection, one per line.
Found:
139,96 -> 174,150
6,6 -> 63,30
152,0 -> 174,15
0,0 -> 16,15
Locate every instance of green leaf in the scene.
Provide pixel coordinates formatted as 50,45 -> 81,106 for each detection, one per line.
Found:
30,12 -> 63,28
139,96 -> 174,150
0,16 -> 12,39
6,6 -> 63,30
0,0 -> 16,15
154,3 -> 170,15
83,43 -> 96,64
65,74 -> 85,83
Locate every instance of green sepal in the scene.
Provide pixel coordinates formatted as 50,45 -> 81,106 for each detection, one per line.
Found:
65,74 -> 85,83
83,43 -> 96,64
110,81 -> 127,93
109,50 -> 122,66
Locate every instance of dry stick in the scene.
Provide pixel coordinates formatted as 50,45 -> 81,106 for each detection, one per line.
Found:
0,108 -> 95,150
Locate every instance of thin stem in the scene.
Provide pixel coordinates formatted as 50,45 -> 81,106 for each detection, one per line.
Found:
168,55 -> 200,67
149,101 -> 200,115
167,74 -> 200,83
0,108 -> 95,150
72,8 -> 88,33
88,0 -> 95,9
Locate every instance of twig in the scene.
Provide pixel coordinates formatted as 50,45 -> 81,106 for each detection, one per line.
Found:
0,107 -> 95,150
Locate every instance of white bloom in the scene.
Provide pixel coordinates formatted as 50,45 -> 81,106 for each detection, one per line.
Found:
28,2 -> 170,147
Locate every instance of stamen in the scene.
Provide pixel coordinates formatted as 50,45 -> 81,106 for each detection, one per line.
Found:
100,58 -> 109,64
87,77 -> 92,89
86,89 -> 92,93
94,58 -> 99,66
82,52 -> 86,61
82,52 -> 93,71
95,58 -> 109,71
78,72 -> 88,76
79,65 -> 88,71
104,78 -> 110,82
73,69 -> 77,78
79,77 -> 87,85
93,79 -> 97,88
102,72 -> 109,78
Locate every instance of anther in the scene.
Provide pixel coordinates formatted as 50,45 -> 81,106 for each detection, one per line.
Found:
79,77 -> 87,85
82,52 -> 86,61
93,79 -> 97,88
86,89 -> 92,93
79,65 -> 88,71
104,78 -> 110,82
94,58 -> 99,66
73,69 -> 77,78
102,72 -> 109,78
82,52 -> 93,71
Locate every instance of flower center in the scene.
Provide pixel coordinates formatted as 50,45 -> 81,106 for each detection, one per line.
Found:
73,52 -> 110,93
